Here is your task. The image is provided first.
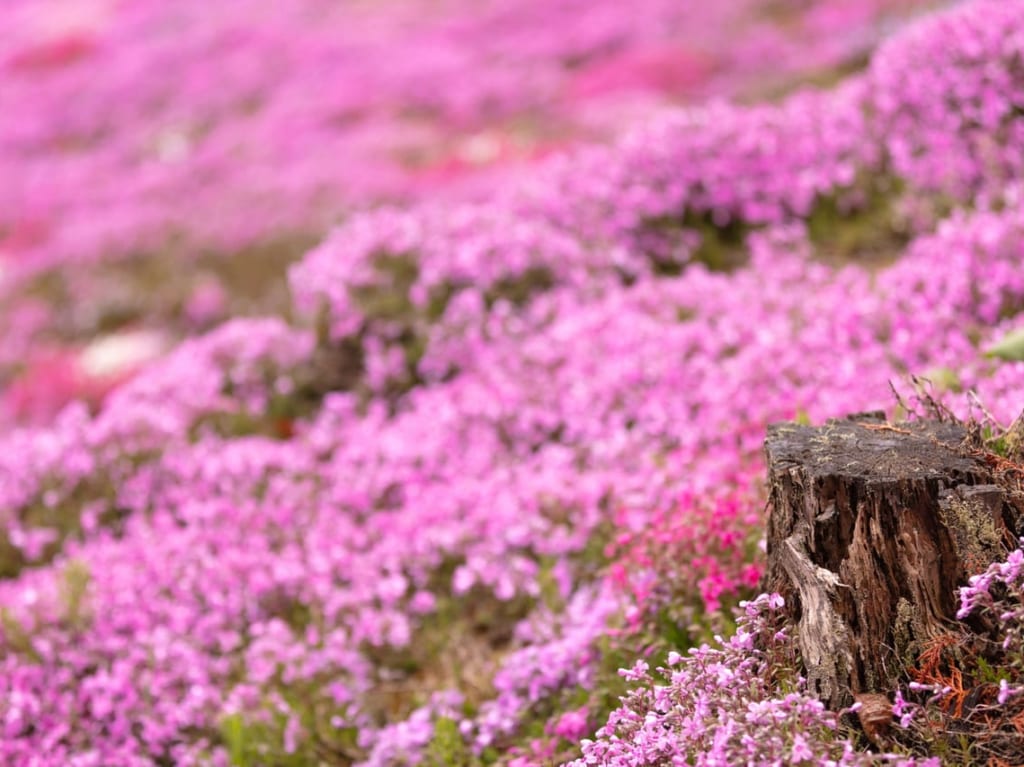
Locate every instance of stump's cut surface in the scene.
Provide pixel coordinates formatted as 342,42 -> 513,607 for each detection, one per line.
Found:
762,415 -> 1024,708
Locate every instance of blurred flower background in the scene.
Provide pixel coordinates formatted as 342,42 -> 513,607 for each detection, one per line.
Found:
0,0 -> 944,425
8,1 -> 1024,766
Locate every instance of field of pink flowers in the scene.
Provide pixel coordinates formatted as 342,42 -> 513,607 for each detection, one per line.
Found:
3,0 -> 1024,765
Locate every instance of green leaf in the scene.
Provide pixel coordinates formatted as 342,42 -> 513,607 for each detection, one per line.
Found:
220,713 -> 248,767
986,328 -> 1024,361
423,717 -> 474,767
59,559 -> 92,631
922,367 -> 962,392
0,609 -> 41,663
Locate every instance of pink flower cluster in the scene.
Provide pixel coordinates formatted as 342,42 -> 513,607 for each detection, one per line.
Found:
608,488 -> 764,623
569,595 -> 940,767
957,545 -> 1024,706
872,0 -> 1024,202
7,166 -> 1024,764
291,81 -> 878,375
0,318 -> 310,520
0,0 -> 939,276
1,1 -> 1024,765
0,0 -> 943,426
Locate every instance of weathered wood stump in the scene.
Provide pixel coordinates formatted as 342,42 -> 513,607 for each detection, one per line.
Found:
762,414 -> 1024,709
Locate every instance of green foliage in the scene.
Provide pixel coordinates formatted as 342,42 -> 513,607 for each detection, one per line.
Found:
921,366 -> 963,393
344,252 -> 437,397
217,711 -> 313,767
985,327 -> 1024,361
220,713 -> 248,767
675,306 -> 696,323
0,475 -> 125,580
536,558 -> 567,614
683,210 -> 750,273
0,609 -> 41,663
217,694 -> 364,767
59,559 -> 93,632
636,210 -> 749,277
807,177 -> 908,264
0,561 -> 94,658
350,252 -> 420,322
423,717 -> 477,767
362,587 -> 531,726
483,267 -> 555,308
973,655 -> 1011,686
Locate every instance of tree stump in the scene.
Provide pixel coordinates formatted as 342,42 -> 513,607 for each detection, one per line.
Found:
762,414 -> 1024,708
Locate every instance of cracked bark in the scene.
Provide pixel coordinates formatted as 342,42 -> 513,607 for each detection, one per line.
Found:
762,414 -> 1024,708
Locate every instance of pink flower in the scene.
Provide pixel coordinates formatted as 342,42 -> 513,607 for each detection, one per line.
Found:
550,707 -> 590,741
